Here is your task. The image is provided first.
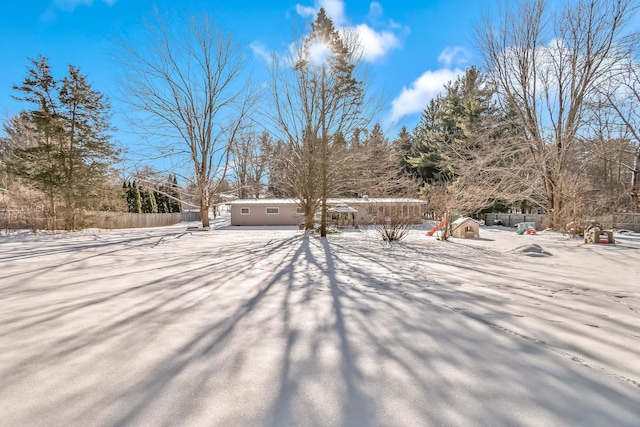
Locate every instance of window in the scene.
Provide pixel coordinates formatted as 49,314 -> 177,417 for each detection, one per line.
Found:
296,207 -> 304,214
241,207 -> 250,215
266,207 -> 279,214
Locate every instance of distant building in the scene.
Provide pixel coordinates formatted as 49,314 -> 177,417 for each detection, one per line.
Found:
227,197 -> 427,227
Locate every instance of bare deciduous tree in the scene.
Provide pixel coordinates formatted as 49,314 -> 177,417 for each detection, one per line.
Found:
346,124 -> 419,198
230,130 -> 272,199
598,57 -> 640,211
267,9 -> 379,235
118,10 -> 255,227
477,0 -> 636,227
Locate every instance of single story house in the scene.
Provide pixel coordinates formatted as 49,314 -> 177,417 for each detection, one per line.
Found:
227,197 -> 427,227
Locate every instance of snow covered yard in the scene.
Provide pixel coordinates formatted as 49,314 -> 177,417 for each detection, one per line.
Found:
1,217 -> 639,426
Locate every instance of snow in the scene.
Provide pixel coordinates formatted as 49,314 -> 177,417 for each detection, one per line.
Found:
1,216 -> 639,426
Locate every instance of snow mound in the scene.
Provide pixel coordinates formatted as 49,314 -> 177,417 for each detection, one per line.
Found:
512,244 -> 552,257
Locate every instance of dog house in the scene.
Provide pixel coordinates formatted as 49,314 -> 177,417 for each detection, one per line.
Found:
451,217 -> 480,239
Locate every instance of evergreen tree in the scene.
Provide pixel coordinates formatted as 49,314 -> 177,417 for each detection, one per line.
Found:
391,126 -> 412,176
154,186 -> 168,213
362,123 -> 388,169
150,189 -> 158,213
141,188 -> 158,213
7,56 -> 119,227
408,98 -> 449,185
408,67 -> 497,188
125,181 -> 134,212
295,8 -> 365,236
408,66 -> 528,213
131,181 -> 142,213
168,175 -> 181,213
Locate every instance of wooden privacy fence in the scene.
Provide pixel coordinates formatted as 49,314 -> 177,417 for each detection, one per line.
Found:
86,212 -> 182,229
484,213 -> 640,232
587,213 -> 640,232
180,211 -> 202,222
1,209 -> 202,230
0,208 -> 49,230
86,211 -> 202,229
484,213 -> 547,230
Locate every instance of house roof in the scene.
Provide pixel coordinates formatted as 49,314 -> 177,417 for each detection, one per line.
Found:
226,197 -> 426,205
226,198 -> 298,205
328,203 -> 358,213
332,198 -> 425,204
451,217 -> 480,231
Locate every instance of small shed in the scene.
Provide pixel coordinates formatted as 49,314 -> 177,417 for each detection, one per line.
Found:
451,217 -> 480,239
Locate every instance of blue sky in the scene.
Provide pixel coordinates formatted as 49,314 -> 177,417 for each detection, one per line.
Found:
1,0 -> 492,161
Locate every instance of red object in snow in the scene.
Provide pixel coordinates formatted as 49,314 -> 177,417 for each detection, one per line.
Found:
427,219 -> 447,236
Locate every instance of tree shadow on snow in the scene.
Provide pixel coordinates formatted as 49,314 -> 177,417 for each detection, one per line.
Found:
1,231 -> 639,426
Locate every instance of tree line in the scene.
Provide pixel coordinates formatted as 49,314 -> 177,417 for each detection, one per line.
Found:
1,0 -> 638,231
0,57 -> 185,229
0,57 -> 122,229
123,175 -> 181,214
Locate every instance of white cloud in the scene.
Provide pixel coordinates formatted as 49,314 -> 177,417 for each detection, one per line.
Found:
250,42 -> 272,64
354,24 -> 401,62
388,46 -> 473,121
390,68 -> 463,121
295,0 -> 405,63
437,46 -> 469,68
368,1 -> 383,23
307,41 -> 332,65
42,0 -> 116,22
319,0 -> 347,27
295,4 -> 316,18
296,0 -> 347,27
52,0 -> 116,12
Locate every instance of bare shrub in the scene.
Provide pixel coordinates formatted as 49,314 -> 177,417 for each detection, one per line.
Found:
374,215 -> 413,242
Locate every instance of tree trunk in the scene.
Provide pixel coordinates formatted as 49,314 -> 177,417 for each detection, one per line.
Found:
49,190 -> 56,230
200,198 -> 210,227
305,207 -> 315,230
319,65 -> 328,238
631,148 -> 640,211
320,173 -> 327,237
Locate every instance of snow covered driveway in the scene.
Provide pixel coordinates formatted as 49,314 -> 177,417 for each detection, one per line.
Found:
1,221 -> 639,426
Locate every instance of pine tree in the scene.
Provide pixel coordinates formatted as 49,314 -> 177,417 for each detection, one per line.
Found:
295,8 -> 364,236
408,66 -> 529,213
408,98 -> 449,185
408,67 -> 496,188
124,181 -> 133,212
131,181 -> 142,213
168,175 -> 181,213
391,126 -> 412,176
140,188 -> 158,213
7,56 -> 119,228
154,186 -> 167,213
8,57 -> 63,220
